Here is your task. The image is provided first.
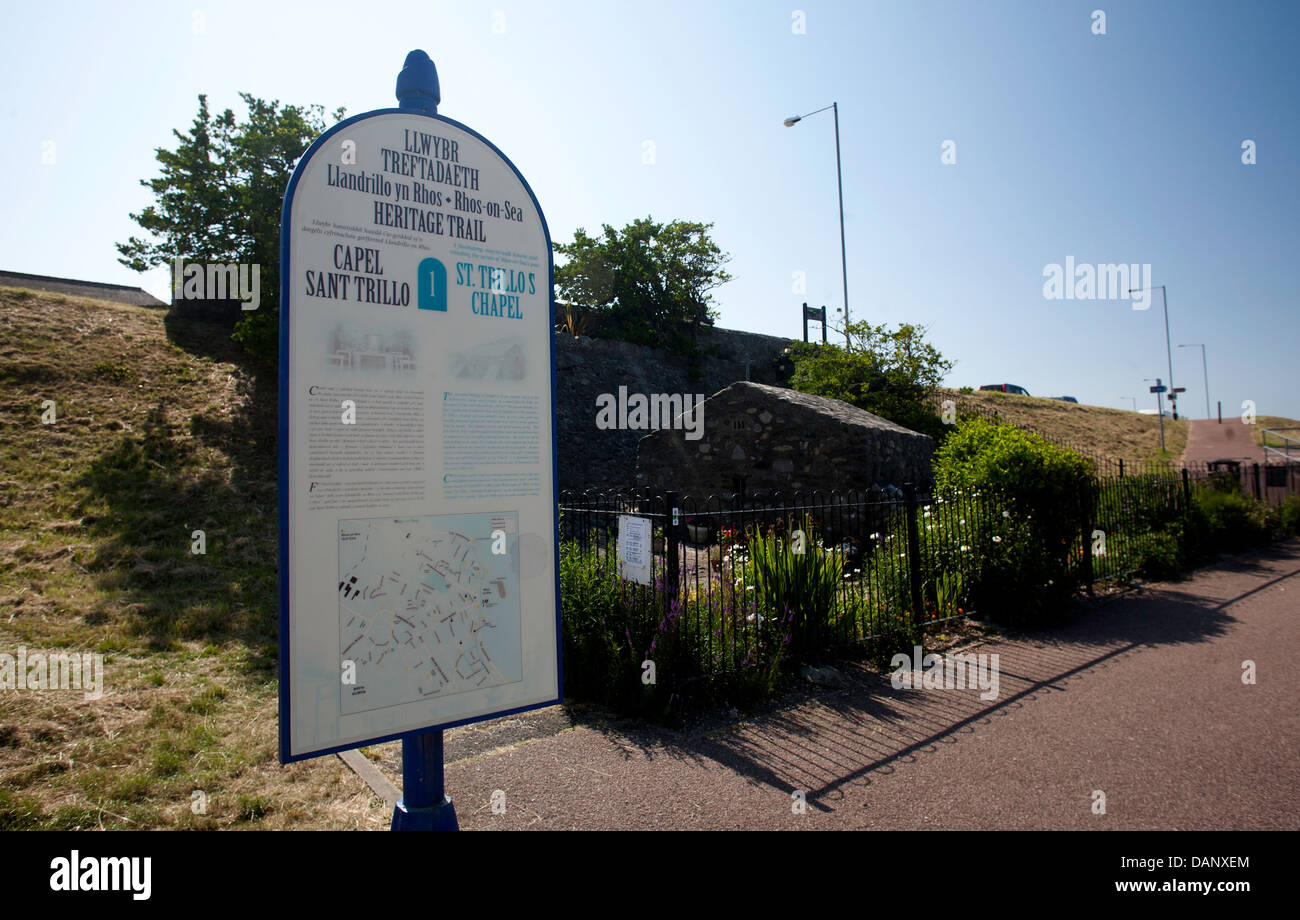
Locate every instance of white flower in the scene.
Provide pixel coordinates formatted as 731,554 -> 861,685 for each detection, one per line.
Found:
960,545 -> 970,552
992,536 -> 1002,543
959,519 -> 965,525
1002,510 -> 1010,518
870,532 -> 881,540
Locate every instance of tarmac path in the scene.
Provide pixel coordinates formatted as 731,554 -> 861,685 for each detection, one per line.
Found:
371,541 -> 1300,830
1181,417 -> 1269,466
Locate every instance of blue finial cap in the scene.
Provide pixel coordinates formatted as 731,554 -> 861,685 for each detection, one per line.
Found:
396,50 -> 440,114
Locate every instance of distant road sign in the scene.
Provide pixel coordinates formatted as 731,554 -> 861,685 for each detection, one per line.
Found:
1172,387 -> 1186,393
1150,385 -> 1167,393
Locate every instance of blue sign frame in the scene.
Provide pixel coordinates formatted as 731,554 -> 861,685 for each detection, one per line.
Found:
277,107 -> 563,764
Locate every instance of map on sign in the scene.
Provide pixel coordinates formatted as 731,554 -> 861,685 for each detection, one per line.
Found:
337,512 -> 521,715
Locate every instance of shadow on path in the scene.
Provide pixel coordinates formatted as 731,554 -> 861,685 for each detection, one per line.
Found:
574,542 -> 1299,811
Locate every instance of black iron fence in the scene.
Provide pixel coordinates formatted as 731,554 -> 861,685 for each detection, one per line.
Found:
558,458 -> 1299,700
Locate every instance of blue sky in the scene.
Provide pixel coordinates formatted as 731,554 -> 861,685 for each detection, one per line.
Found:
2,0 -> 1296,417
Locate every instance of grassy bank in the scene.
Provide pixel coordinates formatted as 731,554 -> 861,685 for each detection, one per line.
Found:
0,286 -> 387,829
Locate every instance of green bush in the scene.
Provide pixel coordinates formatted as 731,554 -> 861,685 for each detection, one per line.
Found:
966,506 -> 1075,626
934,418 -> 1093,498
932,419 -> 1091,627
1138,528 -> 1187,581
557,539 -> 628,704
1278,495 -> 1300,537
1191,486 -> 1273,555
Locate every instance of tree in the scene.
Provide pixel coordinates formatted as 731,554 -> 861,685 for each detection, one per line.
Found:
552,217 -> 732,358
117,93 -> 344,364
786,318 -> 954,440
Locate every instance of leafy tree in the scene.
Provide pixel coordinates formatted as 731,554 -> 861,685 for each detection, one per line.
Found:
553,217 -> 732,359
117,93 -> 344,364
786,318 -> 954,439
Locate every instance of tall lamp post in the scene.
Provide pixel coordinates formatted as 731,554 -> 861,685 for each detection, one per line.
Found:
1178,343 -> 1210,419
784,103 -> 850,349
1131,284 -> 1176,419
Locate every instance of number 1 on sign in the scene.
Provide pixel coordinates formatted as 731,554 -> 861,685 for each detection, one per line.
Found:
418,257 -> 447,311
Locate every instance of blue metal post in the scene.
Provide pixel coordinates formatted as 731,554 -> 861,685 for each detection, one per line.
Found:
390,51 -> 455,831
392,730 -> 458,830
396,49 -> 440,114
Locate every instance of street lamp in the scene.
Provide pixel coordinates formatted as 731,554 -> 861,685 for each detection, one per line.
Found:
784,102 -> 850,349
1178,343 -> 1210,419
1130,284 -> 1176,419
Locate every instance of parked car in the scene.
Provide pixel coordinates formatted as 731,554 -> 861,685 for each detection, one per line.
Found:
979,383 -> 1031,396
1049,396 -> 1078,403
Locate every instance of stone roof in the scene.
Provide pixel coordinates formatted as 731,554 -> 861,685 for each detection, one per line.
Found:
714,381 -> 929,438
0,270 -> 166,307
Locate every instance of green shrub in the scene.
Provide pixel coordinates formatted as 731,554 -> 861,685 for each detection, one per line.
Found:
1192,486 -> 1272,555
934,418 -> 1093,498
932,419 -> 1091,627
557,540 -> 628,704
1279,495 -> 1300,537
1138,528 -> 1187,580
966,507 -> 1075,627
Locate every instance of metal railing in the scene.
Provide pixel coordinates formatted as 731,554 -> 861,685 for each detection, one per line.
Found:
558,458 -> 1299,701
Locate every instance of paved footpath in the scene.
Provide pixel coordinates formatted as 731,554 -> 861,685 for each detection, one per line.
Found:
1181,417 -> 1268,466
371,541 -> 1300,830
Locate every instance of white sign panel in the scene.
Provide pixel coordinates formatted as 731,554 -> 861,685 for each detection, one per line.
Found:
279,110 -> 560,762
617,515 -> 652,586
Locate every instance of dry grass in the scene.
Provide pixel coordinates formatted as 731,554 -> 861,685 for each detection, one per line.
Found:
0,286 -> 389,829
1255,416 -> 1300,453
938,388 -> 1189,462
